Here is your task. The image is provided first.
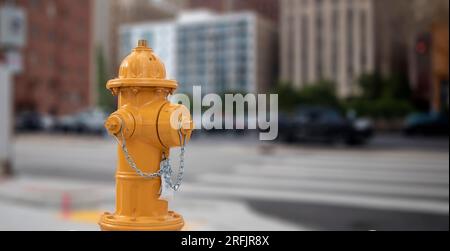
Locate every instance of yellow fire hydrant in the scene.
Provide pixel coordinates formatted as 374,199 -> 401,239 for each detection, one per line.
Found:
99,40 -> 193,231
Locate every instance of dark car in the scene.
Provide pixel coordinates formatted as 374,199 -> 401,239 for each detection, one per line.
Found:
15,111 -> 44,132
404,112 -> 449,136
279,106 -> 373,145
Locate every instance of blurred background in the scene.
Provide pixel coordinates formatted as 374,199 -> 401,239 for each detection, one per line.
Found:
0,0 -> 448,231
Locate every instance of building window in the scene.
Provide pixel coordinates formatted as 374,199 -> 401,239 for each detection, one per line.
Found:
360,11 -> 367,70
347,7 -> 354,77
120,31 -> 132,59
301,15 -> 309,84
332,8 -> 339,79
316,0 -> 324,79
46,2 -> 57,19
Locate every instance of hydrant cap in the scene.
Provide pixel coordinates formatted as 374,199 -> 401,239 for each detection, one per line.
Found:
107,40 -> 178,91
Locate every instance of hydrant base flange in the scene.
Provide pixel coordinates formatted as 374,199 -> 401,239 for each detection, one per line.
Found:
99,211 -> 184,231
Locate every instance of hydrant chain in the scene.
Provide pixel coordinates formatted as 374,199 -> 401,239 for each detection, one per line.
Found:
114,128 -> 162,179
161,129 -> 186,192
112,119 -> 187,189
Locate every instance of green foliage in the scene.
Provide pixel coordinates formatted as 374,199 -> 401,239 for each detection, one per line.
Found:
357,73 -> 412,100
297,80 -> 340,108
275,73 -> 414,120
358,73 -> 384,100
344,98 -> 414,119
346,73 -> 414,119
96,47 -> 116,112
274,80 -> 340,112
383,73 -> 411,100
272,82 -> 301,111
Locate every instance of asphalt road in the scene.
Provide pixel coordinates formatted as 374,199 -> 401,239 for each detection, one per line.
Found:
6,132 -> 450,231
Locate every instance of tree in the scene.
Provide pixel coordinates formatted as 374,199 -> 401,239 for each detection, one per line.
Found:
383,73 -> 411,100
346,73 -> 414,119
96,47 -> 116,112
274,80 -> 340,112
297,80 -> 340,108
358,73 -> 384,100
358,73 -> 411,100
273,81 -> 302,112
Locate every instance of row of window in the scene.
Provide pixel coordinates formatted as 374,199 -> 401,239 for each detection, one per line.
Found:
284,5 -> 370,83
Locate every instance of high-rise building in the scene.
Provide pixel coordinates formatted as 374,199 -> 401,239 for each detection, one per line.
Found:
185,0 -> 279,23
120,11 -> 277,94
280,0 -> 375,97
119,21 -> 177,79
0,0 -> 93,115
177,11 -> 276,94
109,0 -> 183,73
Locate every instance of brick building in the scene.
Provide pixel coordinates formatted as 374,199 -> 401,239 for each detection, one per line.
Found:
0,0 -> 92,116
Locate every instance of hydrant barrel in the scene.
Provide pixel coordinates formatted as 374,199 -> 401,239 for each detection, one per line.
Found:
99,40 -> 193,231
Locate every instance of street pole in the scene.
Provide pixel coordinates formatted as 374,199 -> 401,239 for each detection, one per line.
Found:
0,65 -> 12,177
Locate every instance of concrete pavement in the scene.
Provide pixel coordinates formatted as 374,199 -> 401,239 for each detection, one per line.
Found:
0,177 -> 302,231
2,133 -> 449,230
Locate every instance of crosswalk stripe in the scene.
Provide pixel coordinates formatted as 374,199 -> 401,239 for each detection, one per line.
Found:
234,164 -> 449,185
182,183 -> 449,215
197,174 -> 450,199
258,155 -> 449,172
186,155 -> 449,215
255,162 -> 449,179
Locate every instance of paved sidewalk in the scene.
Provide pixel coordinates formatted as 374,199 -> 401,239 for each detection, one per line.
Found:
0,177 -> 303,231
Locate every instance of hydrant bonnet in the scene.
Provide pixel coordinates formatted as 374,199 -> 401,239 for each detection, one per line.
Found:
106,40 -> 178,92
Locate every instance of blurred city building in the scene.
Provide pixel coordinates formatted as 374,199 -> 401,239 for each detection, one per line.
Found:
120,11 -> 277,94
93,0 -> 113,85
176,11 -> 276,94
280,0 -> 375,97
408,1 -> 449,112
119,21 -> 176,79
430,23 -> 449,112
109,0 -> 183,74
0,0 -> 93,116
374,0 -> 449,111
184,0 -> 279,23
373,0 -> 412,80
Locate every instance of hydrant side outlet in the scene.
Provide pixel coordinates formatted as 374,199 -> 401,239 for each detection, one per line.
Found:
99,40 -> 193,231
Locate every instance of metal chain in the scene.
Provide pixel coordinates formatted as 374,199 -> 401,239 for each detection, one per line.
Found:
112,118 -> 187,191
161,129 -> 186,191
114,129 -> 162,179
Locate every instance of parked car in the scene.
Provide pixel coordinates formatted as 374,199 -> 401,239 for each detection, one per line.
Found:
54,114 -> 79,133
75,108 -> 108,135
404,112 -> 449,136
41,115 -> 56,132
278,106 -> 374,145
54,108 -> 108,135
15,111 -> 44,132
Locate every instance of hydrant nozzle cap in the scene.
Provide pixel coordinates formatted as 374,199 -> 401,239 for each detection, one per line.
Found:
105,115 -> 122,135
